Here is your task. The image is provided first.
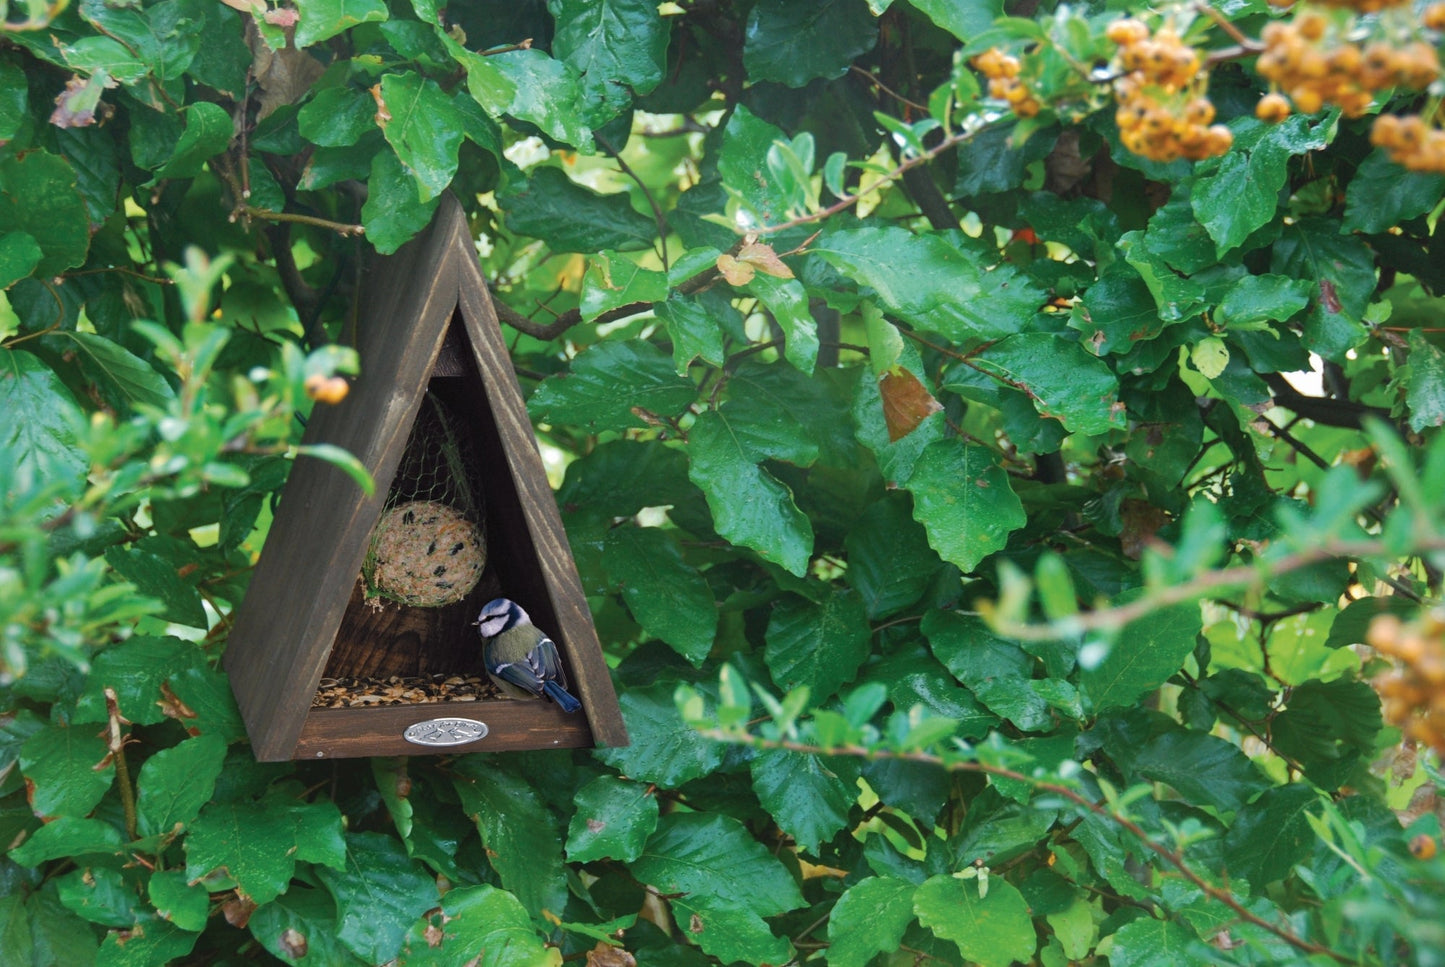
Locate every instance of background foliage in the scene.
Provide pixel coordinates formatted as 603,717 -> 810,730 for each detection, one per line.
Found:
3,0 -> 1445,964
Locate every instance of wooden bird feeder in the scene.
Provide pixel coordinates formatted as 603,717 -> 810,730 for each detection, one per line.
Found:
225,194 -> 627,761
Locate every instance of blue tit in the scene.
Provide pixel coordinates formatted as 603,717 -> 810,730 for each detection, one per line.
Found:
475,597 -> 582,713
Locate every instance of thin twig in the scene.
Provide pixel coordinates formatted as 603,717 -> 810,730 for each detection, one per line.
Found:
999,535 -> 1445,640
849,64 -> 929,114
241,207 -> 365,236
757,125 -> 990,235
597,132 -> 671,272
62,266 -> 174,286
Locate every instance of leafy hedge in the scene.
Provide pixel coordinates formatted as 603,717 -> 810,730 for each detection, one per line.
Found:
3,0 -> 1445,965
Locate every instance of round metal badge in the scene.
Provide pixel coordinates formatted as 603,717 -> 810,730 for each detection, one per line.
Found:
402,717 -> 490,747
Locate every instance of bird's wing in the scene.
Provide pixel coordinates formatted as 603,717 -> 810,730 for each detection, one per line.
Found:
490,656 -> 544,696
532,634 -> 569,688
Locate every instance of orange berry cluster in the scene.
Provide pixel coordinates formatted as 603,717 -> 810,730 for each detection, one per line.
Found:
974,48 -> 1042,118
304,372 -> 350,404
1372,115 -> 1445,173
1257,14 -> 1440,119
1368,611 -> 1445,758
1107,19 -> 1233,162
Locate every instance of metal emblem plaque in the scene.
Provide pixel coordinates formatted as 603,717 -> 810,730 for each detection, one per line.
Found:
403,717 -> 489,747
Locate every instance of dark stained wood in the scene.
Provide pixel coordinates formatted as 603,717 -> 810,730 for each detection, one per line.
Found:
294,700 -> 593,759
225,193 -> 628,760
455,247 -> 629,748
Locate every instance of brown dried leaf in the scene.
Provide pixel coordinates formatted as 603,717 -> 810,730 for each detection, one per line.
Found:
716,253 -> 754,286
49,71 -> 115,129
1119,500 -> 1170,560
736,240 -> 794,279
247,19 -> 324,120
223,895 -> 257,928
879,367 -> 942,442
585,942 -> 636,967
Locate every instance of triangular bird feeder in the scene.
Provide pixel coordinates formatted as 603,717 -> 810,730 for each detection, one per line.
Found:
225,194 -> 627,761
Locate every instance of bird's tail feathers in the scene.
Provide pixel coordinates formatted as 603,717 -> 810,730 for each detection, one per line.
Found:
542,681 -> 582,713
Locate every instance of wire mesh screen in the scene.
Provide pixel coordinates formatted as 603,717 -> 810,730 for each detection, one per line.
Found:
361,392 -> 487,607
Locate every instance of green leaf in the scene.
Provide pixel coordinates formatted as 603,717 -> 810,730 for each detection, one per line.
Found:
151,102 -> 232,182
765,590 -> 871,701
548,0 -> 669,124
361,148 -> 440,255
1269,678 -> 1382,791
633,812 -> 804,918
1108,916 -> 1212,967
73,633 -> 202,722
395,884 -> 553,967
1215,273 -> 1312,328
298,85 -> 377,147
0,57 -> 27,142
743,0 -> 878,87
504,167 -> 656,253
294,0 -> 389,49
19,723 -> 114,820
136,733 -> 226,837
724,359 -> 853,466
750,749 -> 860,852
528,339 -> 695,433
922,611 -> 1052,732
451,760 -> 568,916
603,525 -> 718,666
104,541 -> 207,628
1269,218 -> 1374,358
248,887 -> 369,967
966,333 -> 1124,435
954,122 -> 1056,197
376,72 -> 463,202
745,272 -> 820,373
579,252 -> 669,322
596,681 -> 728,787
813,226 -> 1045,344
11,890 -> 100,967
0,150 -> 91,279
148,870 -> 209,932
95,917 -> 199,967
50,331 -> 176,411
669,893 -> 794,965
566,776 -> 660,864
1116,230 -> 1206,325
0,231 -> 41,289
717,106 -> 797,226
0,349 -> 87,495
314,832 -> 438,965
7,816 -> 125,866
904,438 -> 1026,574
1080,601 -> 1201,711
57,865 -> 144,927
687,408 -> 814,576
914,875 -> 1036,967
826,875 -> 918,967
477,48 -> 594,151
1342,150 -> 1445,235
1133,730 -> 1269,813
1071,269 -> 1170,357
655,294 -> 726,374
908,0 -> 1003,43
1324,595 -> 1418,649
1222,784 -> 1321,889
845,493 -> 944,618
187,794 -> 346,905
1405,329 -> 1445,432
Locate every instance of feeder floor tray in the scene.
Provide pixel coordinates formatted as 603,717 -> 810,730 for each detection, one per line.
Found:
312,674 -> 504,708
